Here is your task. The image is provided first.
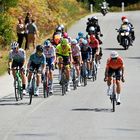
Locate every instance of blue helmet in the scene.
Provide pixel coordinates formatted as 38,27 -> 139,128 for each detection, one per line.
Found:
44,40 -> 51,48
82,39 -> 88,45
71,39 -> 77,45
78,32 -> 84,37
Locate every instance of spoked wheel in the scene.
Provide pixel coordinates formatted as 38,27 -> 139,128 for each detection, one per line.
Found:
73,80 -> 77,90
111,94 -> 116,112
43,80 -> 49,98
14,79 -> 20,101
84,77 -> 87,86
29,79 -> 35,105
62,84 -> 66,96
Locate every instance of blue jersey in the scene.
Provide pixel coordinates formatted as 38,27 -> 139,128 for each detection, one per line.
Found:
29,53 -> 46,65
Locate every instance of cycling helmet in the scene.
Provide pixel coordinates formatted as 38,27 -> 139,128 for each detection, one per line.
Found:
78,32 -> 84,37
61,38 -> 68,46
82,39 -> 88,45
36,45 -> 43,52
63,32 -> 68,38
44,40 -> 51,48
121,16 -> 127,21
71,39 -> 77,45
55,26 -> 62,32
60,24 -> 64,30
10,41 -> 19,49
110,51 -> 119,58
90,35 -> 96,41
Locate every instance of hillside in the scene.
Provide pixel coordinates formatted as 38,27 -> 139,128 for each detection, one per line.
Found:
0,0 -> 87,47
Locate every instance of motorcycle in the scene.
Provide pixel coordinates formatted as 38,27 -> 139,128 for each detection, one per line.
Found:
116,25 -> 132,50
101,6 -> 108,16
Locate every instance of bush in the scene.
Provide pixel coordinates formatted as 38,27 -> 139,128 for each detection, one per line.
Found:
0,14 -> 16,47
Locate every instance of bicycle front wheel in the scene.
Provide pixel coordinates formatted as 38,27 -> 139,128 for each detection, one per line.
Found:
14,79 -> 19,101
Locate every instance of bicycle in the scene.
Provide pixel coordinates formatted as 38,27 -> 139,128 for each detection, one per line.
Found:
92,59 -> 97,81
71,64 -> 78,90
28,69 -> 37,105
80,60 -> 87,86
59,63 -> 69,96
13,67 -> 23,101
43,64 -> 51,98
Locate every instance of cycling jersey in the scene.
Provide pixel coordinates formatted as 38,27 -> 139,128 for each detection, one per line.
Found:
28,53 -> 46,65
56,44 -> 71,57
9,48 -> 26,63
106,57 -> 124,70
43,46 -> 55,58
72,44 -> 81,57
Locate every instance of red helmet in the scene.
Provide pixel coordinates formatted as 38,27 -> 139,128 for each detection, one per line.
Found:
63,32 -> 68,38
90,35 -> 96,41
121,16 -> 127,21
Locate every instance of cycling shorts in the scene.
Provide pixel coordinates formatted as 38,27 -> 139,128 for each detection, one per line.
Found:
81,53 -> 90,61
108,68 -> 121,80
73,56 -> 80,65
29,62 -> 41,73
46,57 -> 54,70
12,60 -> 24,68
58,54 -> 70,66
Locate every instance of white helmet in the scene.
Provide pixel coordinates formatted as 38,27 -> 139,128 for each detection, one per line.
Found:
123,18 -> 129,23
110,51 -> 119,58
10,41 -> 19,49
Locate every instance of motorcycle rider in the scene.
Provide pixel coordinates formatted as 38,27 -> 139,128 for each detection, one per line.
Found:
86,16 -> 103,44
121,16 -> 135,41
117,18 -> 132,45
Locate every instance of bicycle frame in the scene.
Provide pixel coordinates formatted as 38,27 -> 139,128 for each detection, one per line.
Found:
60,64 -> 68,95
43,65 -> 50,98
29,70 -> 37,105
71,65 -> 78,90
80,60 -> 87,86
110,73 -> 117,112
14,67 -> 23,101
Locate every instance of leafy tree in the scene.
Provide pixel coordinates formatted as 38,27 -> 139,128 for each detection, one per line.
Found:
0,0 -> 18,12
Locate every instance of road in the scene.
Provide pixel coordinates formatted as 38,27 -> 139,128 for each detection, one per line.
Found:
0,11 -> 140,140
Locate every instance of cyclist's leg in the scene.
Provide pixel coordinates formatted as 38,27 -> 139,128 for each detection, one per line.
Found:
115,70 -> 121,104
106,68 -> 113,95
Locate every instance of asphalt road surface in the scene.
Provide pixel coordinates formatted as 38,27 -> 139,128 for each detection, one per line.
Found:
0,11 -> 140,140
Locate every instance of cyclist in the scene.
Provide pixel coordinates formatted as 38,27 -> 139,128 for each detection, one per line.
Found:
56,38 -> 72,91
43,40 -> 56,94
8,41 -> 27,95
80,39 -> 92,79
71,39 -> 82,86
88,34 -> 100,71
104,51 -> 125,105
27,45 -> 46,96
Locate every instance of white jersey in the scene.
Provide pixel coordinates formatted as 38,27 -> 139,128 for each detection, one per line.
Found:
43,46 -> 55,58
72,44 -> 81,57
9,48 -> 26,62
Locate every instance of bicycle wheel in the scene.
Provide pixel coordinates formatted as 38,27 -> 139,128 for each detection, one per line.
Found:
14,78 -> 19,101
112,86 -> 116,112
62,84 -> 66,95
84,77 -> 87,86
29,78 -> 35,105
43,80 -> 47,98
18,79 -> 23,100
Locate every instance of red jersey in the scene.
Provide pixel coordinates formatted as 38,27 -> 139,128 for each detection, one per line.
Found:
106,57 -> 124,70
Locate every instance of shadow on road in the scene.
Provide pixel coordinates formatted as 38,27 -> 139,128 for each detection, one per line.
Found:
103,47 -> 124,50
71,108 -> 113,113
125,56 -> 140,59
